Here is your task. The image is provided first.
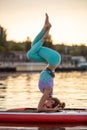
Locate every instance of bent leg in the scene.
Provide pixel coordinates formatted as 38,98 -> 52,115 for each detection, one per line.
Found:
31,29 -> 45,47
27,39 -> 47,62
38,47 -> 61,66
31,13 -> 51,47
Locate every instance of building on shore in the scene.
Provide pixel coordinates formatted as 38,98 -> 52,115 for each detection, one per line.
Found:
71,56 -> 86,67
0,51 -> 87,71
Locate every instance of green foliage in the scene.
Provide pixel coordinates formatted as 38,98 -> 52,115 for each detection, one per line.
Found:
21,36 -> 31,51
0,25 -> 87,60
10,43 -> 25,51
0,46 -> 5,51
0,26 -> 7,45
54,44 -> 66,54
43,34 -> 53,49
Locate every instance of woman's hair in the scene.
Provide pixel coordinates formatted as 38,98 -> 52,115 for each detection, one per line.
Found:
52,97 -> 65,108
51,97 -> 61,108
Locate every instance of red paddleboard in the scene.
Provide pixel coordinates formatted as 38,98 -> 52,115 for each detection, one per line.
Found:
0,108 -> 87,124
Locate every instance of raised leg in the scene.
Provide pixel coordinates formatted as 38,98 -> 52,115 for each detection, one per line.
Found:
31,13 -> 51,47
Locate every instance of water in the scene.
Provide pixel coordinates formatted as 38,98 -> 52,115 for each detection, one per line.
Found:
0,71 -> 87,109
0,126 -> 87,130
0,71 -> 87,129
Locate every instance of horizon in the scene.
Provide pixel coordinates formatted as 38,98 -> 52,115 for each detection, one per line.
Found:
6,35 -> 87,47
0,0 -> 87,45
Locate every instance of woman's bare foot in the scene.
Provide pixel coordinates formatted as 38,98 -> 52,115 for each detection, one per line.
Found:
42,13 -> 52,40
45,13 -> 49,25
43,13 -> 52,31
42,30 -> 50,40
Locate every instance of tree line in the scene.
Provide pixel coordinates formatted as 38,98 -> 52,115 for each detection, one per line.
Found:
0,26 -> 87,60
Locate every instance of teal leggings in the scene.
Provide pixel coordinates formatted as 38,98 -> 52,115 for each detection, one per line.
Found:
27,29 -> 61,66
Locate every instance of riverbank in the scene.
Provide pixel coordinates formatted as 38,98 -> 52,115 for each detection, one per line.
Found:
0,66 -> 87,72
0,62 -> 87,72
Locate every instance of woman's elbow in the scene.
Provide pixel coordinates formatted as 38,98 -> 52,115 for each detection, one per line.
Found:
37,108 -> 41,112
37,107 -> 45,112
37,107 -> 42,112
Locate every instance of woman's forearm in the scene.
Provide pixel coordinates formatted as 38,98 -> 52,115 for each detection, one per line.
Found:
37,106 -> 60,112
37,87 -> 52,111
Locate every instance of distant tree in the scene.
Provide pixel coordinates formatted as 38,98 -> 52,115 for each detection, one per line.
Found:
0,26 -> 7,49
0,46 -> 5,51
43,34 -> 53,49
69,44 -> 87,57
10,42 -> 25,51
23,36 -> 31,51
79,44 -> 87,57
53,43 -> 67,54
0,26 -> 7,42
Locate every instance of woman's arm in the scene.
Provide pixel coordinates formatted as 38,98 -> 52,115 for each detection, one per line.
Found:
39,106 -> 61,112
37,87 -> 52,112
37,87 -> 61,112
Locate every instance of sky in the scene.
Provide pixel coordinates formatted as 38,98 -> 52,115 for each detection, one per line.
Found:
0,0 -> 87,45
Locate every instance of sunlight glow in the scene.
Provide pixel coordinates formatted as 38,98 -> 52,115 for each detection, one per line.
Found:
1,0 -> 87,45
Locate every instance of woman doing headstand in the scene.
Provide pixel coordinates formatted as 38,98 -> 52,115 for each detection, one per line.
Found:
27,13 -> 65,112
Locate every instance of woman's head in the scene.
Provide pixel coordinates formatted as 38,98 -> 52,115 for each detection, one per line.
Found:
44,97 -> 65,108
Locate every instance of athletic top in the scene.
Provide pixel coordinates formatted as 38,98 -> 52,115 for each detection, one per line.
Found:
38,69 -> 54,95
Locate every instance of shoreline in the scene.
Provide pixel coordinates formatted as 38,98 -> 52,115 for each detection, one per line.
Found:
0,66 -> 87,72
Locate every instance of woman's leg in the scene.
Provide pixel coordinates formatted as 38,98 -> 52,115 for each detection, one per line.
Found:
36,29 -> 61,67
27,38 -> 47,62
27,27 -> 51,62
27,13 -> 51,62
31,13 -> 51,47
31,29 -> 45,47
27,26 -> 51,62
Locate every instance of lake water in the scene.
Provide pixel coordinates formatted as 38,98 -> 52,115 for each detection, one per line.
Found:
0,71 -> 87,129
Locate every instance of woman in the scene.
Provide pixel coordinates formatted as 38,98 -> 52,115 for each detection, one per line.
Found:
27,13 -> 65,112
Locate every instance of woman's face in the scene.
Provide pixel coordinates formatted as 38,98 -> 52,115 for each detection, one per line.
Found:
44,99 -> 55,108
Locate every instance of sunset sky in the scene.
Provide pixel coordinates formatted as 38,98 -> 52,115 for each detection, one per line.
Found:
0,0 -> 87,45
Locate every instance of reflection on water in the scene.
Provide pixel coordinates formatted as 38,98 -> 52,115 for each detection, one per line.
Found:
0,126 -> 87,130
0,72 -> 87,110
38,126 -> 65,130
